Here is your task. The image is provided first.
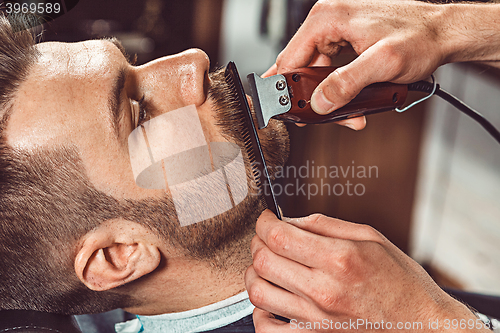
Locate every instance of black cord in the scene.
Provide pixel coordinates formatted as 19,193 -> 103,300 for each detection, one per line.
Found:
408,80 -> 500,145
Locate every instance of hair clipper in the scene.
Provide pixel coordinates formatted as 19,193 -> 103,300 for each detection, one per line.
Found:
247,67 -> 408,129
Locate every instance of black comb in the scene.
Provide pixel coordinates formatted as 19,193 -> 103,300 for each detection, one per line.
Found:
224,62 -> 282,220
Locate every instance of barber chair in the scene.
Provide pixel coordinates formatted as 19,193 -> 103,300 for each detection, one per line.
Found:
0,310 -> 82,333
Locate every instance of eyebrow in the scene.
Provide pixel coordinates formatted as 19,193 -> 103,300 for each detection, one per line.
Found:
105,37 -> 132,136
109,66 -> 128,137
105,37 -> 136,65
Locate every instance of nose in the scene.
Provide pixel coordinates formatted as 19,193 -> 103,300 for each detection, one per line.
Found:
135,48 -> 210,110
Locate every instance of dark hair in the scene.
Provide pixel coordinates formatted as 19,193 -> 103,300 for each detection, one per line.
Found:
0,14 -> 37,118
0,14 -> 136,314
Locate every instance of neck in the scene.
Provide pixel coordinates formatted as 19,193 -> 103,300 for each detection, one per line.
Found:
125,230 -> 254,315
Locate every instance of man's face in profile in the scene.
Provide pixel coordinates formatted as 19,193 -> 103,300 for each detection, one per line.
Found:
8,40 -> 223,200
4,39 -> 289,259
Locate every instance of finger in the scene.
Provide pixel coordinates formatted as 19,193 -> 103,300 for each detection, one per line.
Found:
252,308 -> 293,333
308,51 -> 333,67
250,235 -> 322,300
263,51 -> 331,84
262,63 -> 278,78
255,210 -> 343,268
245,265 -> 316,321
276,14 -> 345,74
282,213 -> 386,244
275,17 -> 335,74
310,43 -> 395,115
276,36 -> 318,74
335,116 -> 366,130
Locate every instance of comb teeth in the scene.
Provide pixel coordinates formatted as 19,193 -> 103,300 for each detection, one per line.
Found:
224,62 -> 281,219
224,72 -> 262,189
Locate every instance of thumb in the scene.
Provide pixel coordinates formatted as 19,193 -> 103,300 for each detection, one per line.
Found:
310,45 -> 388,115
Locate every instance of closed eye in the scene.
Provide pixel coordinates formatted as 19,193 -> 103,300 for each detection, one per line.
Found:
130,95 -> 149,128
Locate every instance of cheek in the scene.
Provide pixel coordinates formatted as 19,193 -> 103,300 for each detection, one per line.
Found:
78,122 -> 165,200
7,97 -> 82,150
197,101 -> 228,143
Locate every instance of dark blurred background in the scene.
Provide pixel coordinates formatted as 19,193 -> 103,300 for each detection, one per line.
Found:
42,0 -> 224,67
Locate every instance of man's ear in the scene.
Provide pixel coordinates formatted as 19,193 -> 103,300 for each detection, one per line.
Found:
74,219 -> 161,291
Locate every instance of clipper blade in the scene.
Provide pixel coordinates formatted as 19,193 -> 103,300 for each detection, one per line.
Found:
247,73 -> 292,129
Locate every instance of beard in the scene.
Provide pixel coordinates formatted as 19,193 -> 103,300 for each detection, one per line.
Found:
120,67 -> 289,265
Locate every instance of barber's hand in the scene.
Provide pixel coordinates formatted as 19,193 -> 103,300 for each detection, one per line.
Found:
266,0 -> 451,127
245,210 -> 488,332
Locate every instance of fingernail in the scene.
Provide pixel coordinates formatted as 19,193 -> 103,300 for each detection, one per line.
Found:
282,216 -> 305,224
343,122 -> 357,130
311,89 -> 335,115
